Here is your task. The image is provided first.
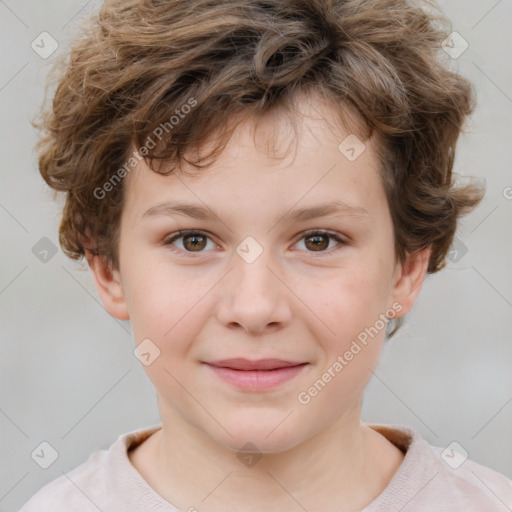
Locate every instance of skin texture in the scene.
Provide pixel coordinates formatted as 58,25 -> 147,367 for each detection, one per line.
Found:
88,92 -> 430,511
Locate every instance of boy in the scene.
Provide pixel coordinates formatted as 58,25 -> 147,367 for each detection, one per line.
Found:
21,0 -> 512,510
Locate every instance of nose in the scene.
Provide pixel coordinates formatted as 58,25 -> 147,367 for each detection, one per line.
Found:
215,246 -> 292,335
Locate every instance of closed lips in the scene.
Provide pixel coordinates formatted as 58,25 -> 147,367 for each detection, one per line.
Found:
205,359 -> 307,371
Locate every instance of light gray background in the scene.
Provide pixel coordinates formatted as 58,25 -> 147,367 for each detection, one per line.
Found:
1,1 -> 511,510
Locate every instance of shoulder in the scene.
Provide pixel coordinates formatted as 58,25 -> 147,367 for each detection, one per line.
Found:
18,423 -> 163,512
425,442 -> 512,508
18,448 -> 108,512
367,424 -> 512,511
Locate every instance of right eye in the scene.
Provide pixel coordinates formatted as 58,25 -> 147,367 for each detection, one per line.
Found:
163,230 -> 218,255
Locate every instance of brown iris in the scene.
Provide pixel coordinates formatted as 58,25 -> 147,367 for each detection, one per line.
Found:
182,233 -> 207,251
304,233 -> 329,251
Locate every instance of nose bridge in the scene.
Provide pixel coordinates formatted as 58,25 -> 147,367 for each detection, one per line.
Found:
237,247 -> 275,294
216,238 -> 291,332
234,238 -> 280,303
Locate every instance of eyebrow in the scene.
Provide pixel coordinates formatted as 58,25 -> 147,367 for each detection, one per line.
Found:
141,200 -> 370,224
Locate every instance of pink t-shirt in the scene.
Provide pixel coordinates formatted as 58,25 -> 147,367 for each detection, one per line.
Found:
18,422 -> 512,511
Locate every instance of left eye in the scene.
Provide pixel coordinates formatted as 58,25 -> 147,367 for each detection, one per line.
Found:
294,230 -> 346,254
163,230 -> 346,255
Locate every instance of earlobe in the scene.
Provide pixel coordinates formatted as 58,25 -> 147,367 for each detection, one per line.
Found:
390,246 -> 431,318
86,252 -> 130,321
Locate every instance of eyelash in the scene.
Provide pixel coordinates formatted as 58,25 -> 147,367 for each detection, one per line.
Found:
162,229 -> 347,257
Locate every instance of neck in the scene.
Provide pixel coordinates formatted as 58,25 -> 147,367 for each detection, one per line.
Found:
138,402 -> 403,512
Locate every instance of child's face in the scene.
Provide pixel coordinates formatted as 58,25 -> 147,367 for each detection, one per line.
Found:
94,93 -> 427,453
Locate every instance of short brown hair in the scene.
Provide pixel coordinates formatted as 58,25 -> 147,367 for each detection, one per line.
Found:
35,0 -> 484,337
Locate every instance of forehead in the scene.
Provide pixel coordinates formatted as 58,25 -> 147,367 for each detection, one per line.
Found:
122,92 -> 385,222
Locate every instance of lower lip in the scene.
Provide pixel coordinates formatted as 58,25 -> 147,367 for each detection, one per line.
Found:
204,363 -> 309,391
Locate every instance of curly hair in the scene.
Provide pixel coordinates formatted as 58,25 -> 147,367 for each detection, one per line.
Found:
34,0 -> 484,338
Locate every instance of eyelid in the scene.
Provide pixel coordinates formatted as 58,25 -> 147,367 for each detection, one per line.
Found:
163,229 -> 348,256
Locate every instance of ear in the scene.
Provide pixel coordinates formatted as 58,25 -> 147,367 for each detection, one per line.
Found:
390,246 -> 431,318
86,252 -> 130,320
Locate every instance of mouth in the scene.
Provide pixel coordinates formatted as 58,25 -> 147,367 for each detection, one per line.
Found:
203,358 -> 309,391
205,358 -> 306,371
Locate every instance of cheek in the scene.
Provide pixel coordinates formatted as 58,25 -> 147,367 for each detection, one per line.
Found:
298,260 -> 393,402
298,270 -> 388,416
122,254 -> 207,352
310,264 -> 390,338
125,261 -> 212,407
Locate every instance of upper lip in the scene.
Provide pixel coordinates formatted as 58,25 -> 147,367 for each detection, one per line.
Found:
205,358 -> 307,371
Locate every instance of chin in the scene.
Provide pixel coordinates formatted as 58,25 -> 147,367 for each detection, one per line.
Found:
207,415 -> 306,455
